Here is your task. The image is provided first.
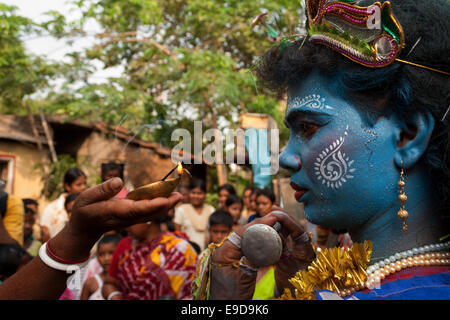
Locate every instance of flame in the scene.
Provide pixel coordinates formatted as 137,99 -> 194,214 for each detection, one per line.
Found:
177,161 -> 183,175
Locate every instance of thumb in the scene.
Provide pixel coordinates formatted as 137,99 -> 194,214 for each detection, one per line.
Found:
75,178 -> 123,208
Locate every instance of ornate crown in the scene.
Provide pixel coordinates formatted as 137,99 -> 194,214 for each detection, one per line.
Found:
251,0 -> 449,75
306,0 -> 404,68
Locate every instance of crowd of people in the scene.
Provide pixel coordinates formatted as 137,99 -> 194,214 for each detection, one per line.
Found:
0,161 -> 315,300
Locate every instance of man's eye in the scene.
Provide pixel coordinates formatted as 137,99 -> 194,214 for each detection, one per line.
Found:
297,122 -> 319,138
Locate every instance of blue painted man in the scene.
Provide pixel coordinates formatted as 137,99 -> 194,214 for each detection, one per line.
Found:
204,0 -> 450,300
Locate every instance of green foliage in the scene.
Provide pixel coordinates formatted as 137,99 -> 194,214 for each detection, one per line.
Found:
0,4 -> 62,113
205,192 -> 218,208
38,0 -> 302,147
1,0 -> 304,191
227,170 -> 252,196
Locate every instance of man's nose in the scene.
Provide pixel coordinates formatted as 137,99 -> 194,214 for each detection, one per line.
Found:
279,149 -> 302,172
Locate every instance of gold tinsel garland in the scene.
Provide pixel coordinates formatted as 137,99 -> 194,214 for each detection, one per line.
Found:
280,241 -> 373,300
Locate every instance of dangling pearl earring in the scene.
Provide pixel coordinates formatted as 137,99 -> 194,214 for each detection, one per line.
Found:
397,163 -> 408,231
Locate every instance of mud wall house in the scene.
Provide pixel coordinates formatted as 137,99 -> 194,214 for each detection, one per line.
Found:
0,115 -> 51,207
44,115 -> 207,189
0,114 -> 207,218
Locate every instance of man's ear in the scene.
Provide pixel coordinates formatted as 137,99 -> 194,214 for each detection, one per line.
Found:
393,110 -> 435,169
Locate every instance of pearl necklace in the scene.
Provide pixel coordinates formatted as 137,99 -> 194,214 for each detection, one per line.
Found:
339,241 -> 450,298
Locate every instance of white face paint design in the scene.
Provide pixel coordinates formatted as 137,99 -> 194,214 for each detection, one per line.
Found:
314,136 -> 356,189
287,94 -> 334,113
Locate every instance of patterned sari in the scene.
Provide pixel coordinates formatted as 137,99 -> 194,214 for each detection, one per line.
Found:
116,232 -> 197,300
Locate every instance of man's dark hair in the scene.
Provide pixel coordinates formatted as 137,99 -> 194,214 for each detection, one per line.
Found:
24,207 -> 34,215
255,188 -> 275,204
225,194 -> 243,207
218,183 -> 236,195
63,168 -> 86,192
208,209 -> 233,229
189,179 -> 207,192
64,193 -> 80,209
22,199 -> 38,208
188,241 -> 201,255
243,187 -> 255,194
98,234 -> 122,248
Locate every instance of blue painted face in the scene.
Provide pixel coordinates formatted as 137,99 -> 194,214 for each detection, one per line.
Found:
280,71 -> 403,230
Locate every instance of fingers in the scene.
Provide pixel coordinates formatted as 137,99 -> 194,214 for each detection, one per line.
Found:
83,192 -> 183,227
75,178 -> 123,208
270,211 -> 304,239
128,192 -> 183,221
252,209 -> 304,239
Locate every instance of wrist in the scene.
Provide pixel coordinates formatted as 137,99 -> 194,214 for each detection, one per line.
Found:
213,240 -> 243,264
49,224 -> 99,262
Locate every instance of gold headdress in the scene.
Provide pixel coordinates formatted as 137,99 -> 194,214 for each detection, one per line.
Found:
305,0 -> 449,75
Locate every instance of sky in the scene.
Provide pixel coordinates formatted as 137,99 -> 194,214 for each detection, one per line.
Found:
2,0 -> 123,82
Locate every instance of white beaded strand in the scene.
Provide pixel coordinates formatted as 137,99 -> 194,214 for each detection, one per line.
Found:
366,241 -> 450,275
339,241 -> 450,298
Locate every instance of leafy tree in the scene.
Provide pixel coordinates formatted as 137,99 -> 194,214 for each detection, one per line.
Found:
0,3 -> 62,114
19,0 -> 305,184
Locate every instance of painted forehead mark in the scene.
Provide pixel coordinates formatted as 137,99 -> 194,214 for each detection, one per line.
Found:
314,136 -> 355,189
287,94 -> 334,113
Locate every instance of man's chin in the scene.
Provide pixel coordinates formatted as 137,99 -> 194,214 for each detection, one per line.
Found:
304,206 -> 343,229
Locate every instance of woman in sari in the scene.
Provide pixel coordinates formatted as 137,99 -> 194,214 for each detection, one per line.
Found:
103,214 -> 198,300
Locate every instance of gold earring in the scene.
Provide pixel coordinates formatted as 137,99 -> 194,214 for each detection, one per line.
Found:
397,164 -> 408,231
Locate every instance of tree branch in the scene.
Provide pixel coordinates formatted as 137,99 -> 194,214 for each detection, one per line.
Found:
96,32 -> 185,70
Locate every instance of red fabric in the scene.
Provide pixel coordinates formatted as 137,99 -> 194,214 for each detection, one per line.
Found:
114,232 -> 197,300
109,236 -> 132,279
46,239 -> 90,264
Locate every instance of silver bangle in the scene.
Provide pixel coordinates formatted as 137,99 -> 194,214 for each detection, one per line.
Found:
227,232 -> 242,249
239,257 -> 258,275
107,291 -> 122,300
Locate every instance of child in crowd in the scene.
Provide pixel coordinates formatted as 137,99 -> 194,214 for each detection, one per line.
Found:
192,210 -> 233,299
23,207 -> 42,257
223,195 -> 245,230
22,198 -> 41,242
64,193 -> 79,219
101,162 -> 128,199
80,234 -> 122,300
22,199 -> 38,215
207,209 -> 233,246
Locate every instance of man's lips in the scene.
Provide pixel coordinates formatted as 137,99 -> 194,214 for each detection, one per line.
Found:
290,182 -> 308,201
